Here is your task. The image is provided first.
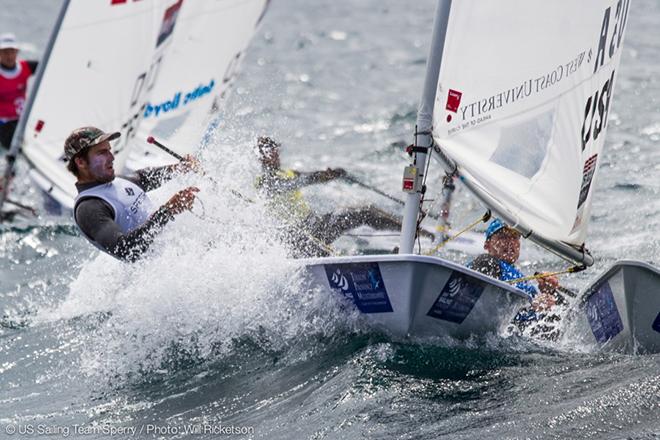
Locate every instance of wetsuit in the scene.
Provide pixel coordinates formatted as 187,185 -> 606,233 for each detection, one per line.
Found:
469,253 -> 538,298
256,169 -> 314,221
0,60 -> 37,149
74,166 -> 177,262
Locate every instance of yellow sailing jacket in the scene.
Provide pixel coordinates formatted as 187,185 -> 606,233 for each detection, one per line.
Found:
256,169 -> 312,222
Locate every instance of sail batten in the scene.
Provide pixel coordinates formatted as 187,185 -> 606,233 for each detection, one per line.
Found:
430,0 -> 629,264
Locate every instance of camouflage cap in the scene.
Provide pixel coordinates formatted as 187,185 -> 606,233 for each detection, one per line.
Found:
63,127 -> 120,161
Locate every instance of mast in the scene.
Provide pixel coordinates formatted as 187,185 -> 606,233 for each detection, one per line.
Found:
0,0 -> 71,217
399,0 -> 453,253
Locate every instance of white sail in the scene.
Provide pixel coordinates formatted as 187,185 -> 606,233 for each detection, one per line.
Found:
17,0 -> 269,209
129,0 -> 270,168
431,1 -> 629,255
19,0 -> 189,209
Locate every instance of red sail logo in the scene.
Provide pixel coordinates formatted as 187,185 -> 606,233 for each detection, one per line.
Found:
445,89 -> 462,113
157,0 -> 184,47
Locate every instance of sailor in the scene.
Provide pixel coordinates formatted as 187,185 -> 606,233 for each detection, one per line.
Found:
65,126 -> 199,262
255,136 -> 405,257
469,218 -> 560,321
0,33 -> 38,150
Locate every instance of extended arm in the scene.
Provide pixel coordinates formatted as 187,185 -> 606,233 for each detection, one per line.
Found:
258,168 -> 346,195
296,168 -> 346,186
75,198 -> 173,261
75,187 -> 197,262
128,155 -> 201,192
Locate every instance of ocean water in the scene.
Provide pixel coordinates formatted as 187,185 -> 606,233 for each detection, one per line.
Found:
1,1 -> 659,439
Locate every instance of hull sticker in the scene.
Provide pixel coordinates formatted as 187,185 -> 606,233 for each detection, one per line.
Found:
427,272 -> 484,324
584,281 -> 624,344
324,263 -> 393,314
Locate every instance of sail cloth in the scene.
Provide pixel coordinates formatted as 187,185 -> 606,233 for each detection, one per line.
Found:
18,0 -> 269,209
130,0 -> 270,168
433,0 -> 629,249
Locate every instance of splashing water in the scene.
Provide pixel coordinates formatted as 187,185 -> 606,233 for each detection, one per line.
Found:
28,137 -> 367,387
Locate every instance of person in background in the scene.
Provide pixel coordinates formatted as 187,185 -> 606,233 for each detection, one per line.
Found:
65,126 -> 199,262
255,136 -> 407,257
0,33 -> 38,150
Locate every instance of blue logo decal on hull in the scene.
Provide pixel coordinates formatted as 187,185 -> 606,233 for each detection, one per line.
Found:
427,273 -> 484,324
324,263 -> 393,314
584,281 -> 624,344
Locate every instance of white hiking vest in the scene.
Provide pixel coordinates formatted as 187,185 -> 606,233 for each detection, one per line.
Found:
74,177 -> 154,250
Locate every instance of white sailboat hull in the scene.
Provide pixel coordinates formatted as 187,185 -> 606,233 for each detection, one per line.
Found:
297,254 -> 529,338
570,260 -> 660,354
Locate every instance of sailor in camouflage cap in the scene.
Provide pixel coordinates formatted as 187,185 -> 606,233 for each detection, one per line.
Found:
64,126 -> 121,180
65,125 -> 199,262
63,126 -> 120,162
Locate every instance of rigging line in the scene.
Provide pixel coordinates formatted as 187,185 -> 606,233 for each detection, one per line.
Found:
343,172 -> 442,221
341,174 -> 404,206
424,210 -> 491,256
416,172 -> 455,232
505,265 -> 587,289
412,136 -> 434,245
146,136 -> 254,204
419,139 -> 433,201
4,198 -> 38,216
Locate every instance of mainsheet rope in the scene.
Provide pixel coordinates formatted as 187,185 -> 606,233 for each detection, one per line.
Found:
424,210 -> 491,256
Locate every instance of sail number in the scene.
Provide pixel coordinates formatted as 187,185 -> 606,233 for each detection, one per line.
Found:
581,70 -> 615,152
593,0 -> 629,74
582,0 -> 629,152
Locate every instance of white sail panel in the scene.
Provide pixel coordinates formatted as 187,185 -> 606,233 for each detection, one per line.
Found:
130,0 -> 270,167
20,0 -> 191,209
433,0 -> 629,247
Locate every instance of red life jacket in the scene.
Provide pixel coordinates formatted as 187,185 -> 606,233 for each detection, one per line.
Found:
0,60 -> 33,122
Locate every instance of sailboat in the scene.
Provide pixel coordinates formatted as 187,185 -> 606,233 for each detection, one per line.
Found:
295,0 -> 654,348
569,260 -> 660,353
0,0 -> 270,214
